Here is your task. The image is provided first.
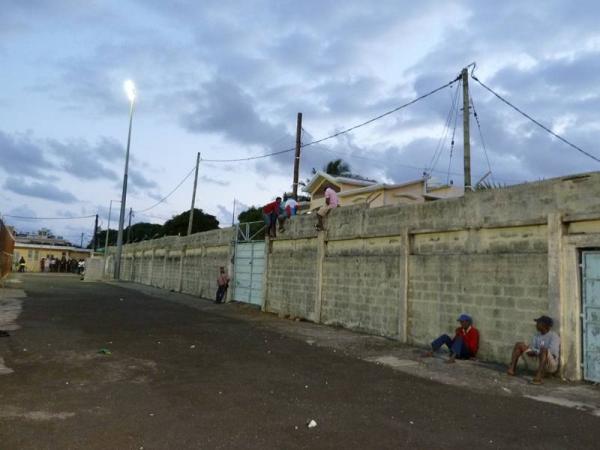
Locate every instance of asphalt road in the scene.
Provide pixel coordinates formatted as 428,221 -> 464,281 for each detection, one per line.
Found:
0,274 -> 599,450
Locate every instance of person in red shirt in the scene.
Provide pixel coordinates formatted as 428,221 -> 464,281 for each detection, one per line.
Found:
423,314 -> 479,363
263,197 -> 282,238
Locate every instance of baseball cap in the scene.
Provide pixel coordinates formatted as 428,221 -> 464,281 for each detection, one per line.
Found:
534,316 -> 553,327
457,314 -> 472,322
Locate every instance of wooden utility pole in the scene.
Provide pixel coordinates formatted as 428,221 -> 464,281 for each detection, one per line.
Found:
461,68 -> 471,190
92,214 -> 99,251
292,112 -> 303,198
187,152 -> 201,236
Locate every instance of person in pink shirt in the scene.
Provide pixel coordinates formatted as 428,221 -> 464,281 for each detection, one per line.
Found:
316,184 -> 339,230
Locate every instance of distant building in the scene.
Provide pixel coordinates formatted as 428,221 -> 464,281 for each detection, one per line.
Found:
303,171 -> 463,211
15,228 -> 73,247
12,229 -> 91,272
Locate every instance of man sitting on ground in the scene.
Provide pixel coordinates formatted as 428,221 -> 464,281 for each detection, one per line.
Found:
507,315 -> 560,384
316,184 -> 338,231
424,314 -> 479,363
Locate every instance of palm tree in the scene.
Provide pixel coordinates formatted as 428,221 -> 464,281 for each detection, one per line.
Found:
324,159 -> 351,176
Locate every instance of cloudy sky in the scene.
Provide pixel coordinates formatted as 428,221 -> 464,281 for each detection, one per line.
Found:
1,0 -> 599,243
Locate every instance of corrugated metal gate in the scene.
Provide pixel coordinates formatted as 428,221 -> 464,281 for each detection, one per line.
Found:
232,221 -> 266,306
233,242 -> 265,306
582,251 -> 600,383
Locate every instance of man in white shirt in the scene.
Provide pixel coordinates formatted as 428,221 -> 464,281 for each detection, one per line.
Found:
507,315 -> 560,384
278,195 -> 298,232
316,185 -> 339,231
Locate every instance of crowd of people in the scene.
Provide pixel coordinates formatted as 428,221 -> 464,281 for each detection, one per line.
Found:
15,254 -> 85,274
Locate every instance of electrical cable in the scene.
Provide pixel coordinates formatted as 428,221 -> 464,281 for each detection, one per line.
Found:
201,76 -> 460,163
470,73 -> 600,164
446,94 -> 461,184
2,214 -> 97,220
470,96 -> 494,183
134,165 -> 196,213
427,79 -> 461,175
429,80 -> 461,176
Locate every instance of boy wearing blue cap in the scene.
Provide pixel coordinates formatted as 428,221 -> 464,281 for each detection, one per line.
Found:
424,314 -> 480,363
507,315 -> 560,384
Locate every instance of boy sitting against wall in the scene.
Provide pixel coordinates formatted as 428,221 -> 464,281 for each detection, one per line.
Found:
423,314 -> 480,363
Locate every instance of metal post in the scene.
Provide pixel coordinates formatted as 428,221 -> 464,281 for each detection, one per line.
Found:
231,198 -> 236,226
187,152 -> 201,236
80,233 -> 84,248
126,208 -> 133,243
92,214 -> 99,251
114,96 -> 135,279
292,112 -> 303,198
105,201 -> 113,252
462,68 -> 471,190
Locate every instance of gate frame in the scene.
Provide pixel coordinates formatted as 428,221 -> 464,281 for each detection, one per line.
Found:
231,221 -> 266,307
580,248 -> 600,383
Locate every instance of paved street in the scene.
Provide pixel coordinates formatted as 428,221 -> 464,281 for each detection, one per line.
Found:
1,274 -> 599,449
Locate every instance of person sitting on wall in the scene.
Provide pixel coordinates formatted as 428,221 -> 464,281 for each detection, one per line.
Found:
215,266 -> 230,304
507,315 -> 560,385
263,197 -> 282,238
278,194 -> 298,232
423,314 -> 480,363
315,184 -> 339,231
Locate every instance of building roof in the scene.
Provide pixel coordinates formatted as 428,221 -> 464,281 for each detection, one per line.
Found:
14,242 -> 92,253
303,171 -> 376,193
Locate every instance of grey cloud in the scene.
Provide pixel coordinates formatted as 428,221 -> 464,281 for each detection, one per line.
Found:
48,138 -> 119,181
4,177 -> 78,203
182,78 -> 291,145
0,130 -> 56,179
200,175 -> 230,187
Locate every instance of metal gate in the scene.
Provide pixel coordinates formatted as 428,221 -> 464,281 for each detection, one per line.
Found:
582,251 -> 600,382
232,221 -> 266,306
233,241 -> 265,306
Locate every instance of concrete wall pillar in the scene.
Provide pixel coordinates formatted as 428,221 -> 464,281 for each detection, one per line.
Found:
162,251 -> 168,289
312,232 -> 326,323
178,247 -> 186,293
397,229 -> 410,342
149,249 -> 155,286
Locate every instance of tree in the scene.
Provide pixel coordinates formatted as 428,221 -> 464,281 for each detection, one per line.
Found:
324,158 -> 351,176
237,206 -> 266,240
162,208 -> 219,236
237,206 -> 263,223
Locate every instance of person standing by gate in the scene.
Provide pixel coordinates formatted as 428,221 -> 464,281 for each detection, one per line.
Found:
215,266 -> 230,304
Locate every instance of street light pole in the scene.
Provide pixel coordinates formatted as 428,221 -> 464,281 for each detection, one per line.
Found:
114,80 -> 136,280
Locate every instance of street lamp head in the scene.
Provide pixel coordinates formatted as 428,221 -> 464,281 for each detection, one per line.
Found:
124,79 -> 136,102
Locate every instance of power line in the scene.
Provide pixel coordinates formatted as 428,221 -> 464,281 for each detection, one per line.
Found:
201,146 -> 296,163
470,73 -> 600,164
470,96 -> 493,182
2,214 -> 96,220
135,165 -> 196,213
201,76 -> 460,163
428,79 -> 461,176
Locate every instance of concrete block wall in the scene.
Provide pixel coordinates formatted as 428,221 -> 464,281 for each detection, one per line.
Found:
106,228 -> 234,299
321,236 -> 404,337
265,238 -> 320,320
99,172 -> 600,379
